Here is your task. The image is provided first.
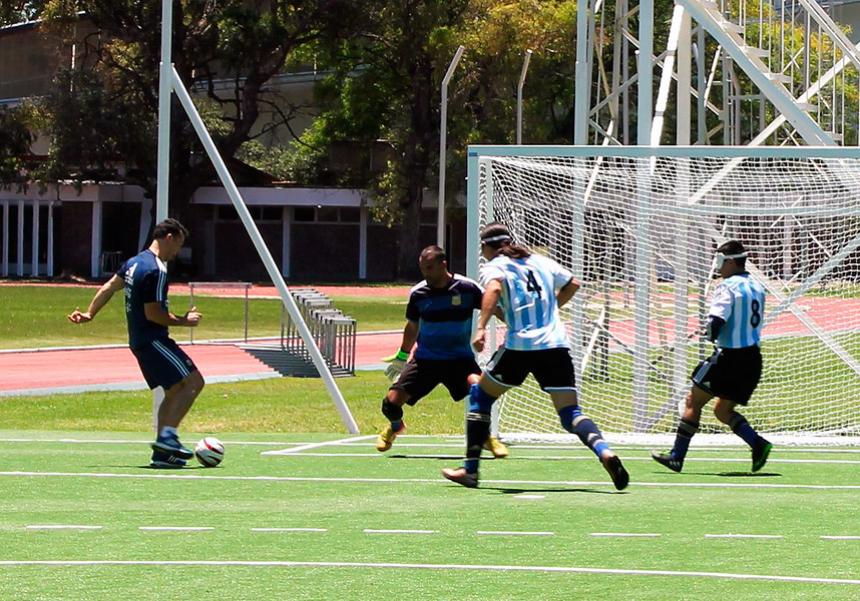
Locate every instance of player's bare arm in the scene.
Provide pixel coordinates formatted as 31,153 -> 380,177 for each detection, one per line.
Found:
473,279 -> 502,352
144,303 -> 202,327
67,274 -> 125,324
556,278 -> 580,309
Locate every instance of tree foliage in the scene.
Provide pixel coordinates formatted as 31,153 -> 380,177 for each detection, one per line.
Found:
36,0 -> 358,220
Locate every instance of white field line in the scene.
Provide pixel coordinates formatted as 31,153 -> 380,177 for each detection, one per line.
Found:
0,437 -> 309,447
266,452 -> 860,465
514,494 -> 545,500
704,534 -> 784,539
1,471 -> 859,491
363,529 -> 436,535
1,437 -> 859,454
820,535 -> 860,540
477,531 -> 554,537
251,528 -> 327,533
139,527 -> 214,532
26,525 -> 102,531
261,435 -> 377,456
2,560 -> 856,585
591,533 -> 662,538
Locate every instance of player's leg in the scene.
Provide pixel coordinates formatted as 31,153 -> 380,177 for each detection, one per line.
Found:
443,360 -> 509,459
651,384 -> 711,472
714,398 -> 772,472
442,350 -> 523,487
139,339 -> 203,462
713,346 -> 771,471
376,360 -> 435,452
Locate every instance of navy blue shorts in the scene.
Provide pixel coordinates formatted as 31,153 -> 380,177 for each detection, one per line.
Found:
131,338 -> 198,390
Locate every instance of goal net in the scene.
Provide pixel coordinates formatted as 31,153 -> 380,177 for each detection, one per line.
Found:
468,146 -> 860,445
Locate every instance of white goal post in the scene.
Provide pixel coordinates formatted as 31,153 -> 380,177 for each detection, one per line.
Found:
468,145 -> 860,446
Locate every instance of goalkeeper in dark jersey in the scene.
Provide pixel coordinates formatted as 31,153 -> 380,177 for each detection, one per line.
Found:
377,245 -> 508,459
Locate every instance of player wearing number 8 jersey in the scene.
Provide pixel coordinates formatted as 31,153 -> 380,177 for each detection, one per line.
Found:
442,222 -> 628,490
652,240 -> 773,473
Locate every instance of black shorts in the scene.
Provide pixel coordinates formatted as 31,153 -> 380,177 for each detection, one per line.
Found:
131,338 -> 198,390
691,346 -> 762,405
390,357 -> 481,404
484,347 -> 577,392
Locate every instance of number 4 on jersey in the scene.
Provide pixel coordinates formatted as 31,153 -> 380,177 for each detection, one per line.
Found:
526,270 -> 542,297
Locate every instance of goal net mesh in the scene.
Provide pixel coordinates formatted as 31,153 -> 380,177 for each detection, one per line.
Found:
475,152 -> 860,445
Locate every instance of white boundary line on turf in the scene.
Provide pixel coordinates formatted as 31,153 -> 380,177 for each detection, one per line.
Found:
364,529 -> 436,535
251,528 -> 328,533
139,527 -> 214,532
261,435 -> 377,455
704,534 -> 783,539
477,531 -> 554,537
0,560 -> 857,585
2,437 -> 859,453
263,452 -> 860,465
820,535 -> 860,540
2,471 -> 859,490
591,533 -> 662,538
0,437 -> 313,447
26,525 -> 102,530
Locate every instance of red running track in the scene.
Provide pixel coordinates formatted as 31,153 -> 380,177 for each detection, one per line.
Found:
0,332 -> 401,395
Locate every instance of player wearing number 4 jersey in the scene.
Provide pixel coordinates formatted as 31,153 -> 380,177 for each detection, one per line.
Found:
652,240 -> 773,474
442,222 -> 628,490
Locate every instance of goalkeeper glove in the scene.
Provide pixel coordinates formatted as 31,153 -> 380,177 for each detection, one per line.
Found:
384,350 -> 409,382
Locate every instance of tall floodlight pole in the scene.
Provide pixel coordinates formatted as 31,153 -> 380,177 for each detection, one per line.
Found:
437,45 -> 465,247
156,0 -> 173,222
516,49 -> 533,144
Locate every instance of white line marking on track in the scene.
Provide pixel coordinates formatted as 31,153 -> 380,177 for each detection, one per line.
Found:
477,531 -> 554,537
705,534 -> 783,539
139,527 -> 214,532
2,470 -> 858,491
262,435 -> 377,455
363,529 -> 436,535
5,560 -> 854,585
590,533 -> 662,538
251,528 -> 327,533
26,525 -> 102,530
820,535 -> 860,540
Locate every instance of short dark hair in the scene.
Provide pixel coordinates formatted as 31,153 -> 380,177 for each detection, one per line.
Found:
420,245 -> 447,264
717,239 -> 747,269
152,218 -> 189,241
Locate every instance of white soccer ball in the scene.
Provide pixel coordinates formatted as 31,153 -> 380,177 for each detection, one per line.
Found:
195,436 -> 224,467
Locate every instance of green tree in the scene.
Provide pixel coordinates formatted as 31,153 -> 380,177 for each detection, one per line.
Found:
288,0 -> 577,277
37,0 -> 357,223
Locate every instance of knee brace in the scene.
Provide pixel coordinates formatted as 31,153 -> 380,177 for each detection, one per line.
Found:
381,398 -> 404,422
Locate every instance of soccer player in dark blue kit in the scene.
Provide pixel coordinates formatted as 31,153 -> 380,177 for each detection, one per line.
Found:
68,218 -> 205,468
377,245 -> 508,458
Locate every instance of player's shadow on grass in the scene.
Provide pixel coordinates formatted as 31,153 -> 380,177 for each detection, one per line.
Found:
483,486 -> 623,495
673,470 -> 782,478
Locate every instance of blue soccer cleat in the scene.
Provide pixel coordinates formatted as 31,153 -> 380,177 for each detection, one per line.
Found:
151,434 -> 194,460
149,450 -> 187,469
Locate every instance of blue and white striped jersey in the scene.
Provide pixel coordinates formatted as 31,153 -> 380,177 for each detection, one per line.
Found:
480,253 -> 573,351
708,273 -> 766,349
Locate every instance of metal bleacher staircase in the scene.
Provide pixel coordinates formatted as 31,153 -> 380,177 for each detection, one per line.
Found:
239,288 -> 357,378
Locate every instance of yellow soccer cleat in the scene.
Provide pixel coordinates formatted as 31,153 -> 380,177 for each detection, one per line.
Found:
483,436 -> 509,459
375,423 -> 405,452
